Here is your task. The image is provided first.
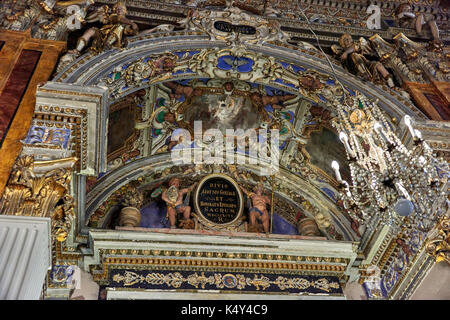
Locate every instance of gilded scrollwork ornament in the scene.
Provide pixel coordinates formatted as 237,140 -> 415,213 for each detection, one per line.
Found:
425,216 -> 450,265
0,156 -> 77,242
112,270 -> 341,293
179,4 -> 291,46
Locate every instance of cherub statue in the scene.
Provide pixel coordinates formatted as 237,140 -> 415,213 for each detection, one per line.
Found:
69,1 -> 138,55
240,182 -> 271,234
332,34 -> 394,88
396,3 -> 441,46
161,178 -> 197,229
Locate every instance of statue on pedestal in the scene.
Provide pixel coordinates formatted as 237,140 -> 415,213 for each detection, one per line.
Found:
161,178 -> 197,229
240,182 -> 271,234
57,1 -> 138,71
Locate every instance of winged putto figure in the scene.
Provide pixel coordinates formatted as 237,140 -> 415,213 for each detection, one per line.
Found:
331,34 -> 394,88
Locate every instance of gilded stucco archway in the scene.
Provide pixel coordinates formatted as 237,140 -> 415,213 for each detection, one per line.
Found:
1,0 -> 448,300
46,31 -> 423,237
45,31 -> 420,240
21,29 -> 427,244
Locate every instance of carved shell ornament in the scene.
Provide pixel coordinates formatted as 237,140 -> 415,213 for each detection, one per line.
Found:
167,185 -> 179,204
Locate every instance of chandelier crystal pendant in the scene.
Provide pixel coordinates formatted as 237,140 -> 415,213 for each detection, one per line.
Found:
330,95 -> 449,237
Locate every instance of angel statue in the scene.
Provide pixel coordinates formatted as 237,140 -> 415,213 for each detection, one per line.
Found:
57,1 -> 138,71
70,1 -> 138,54
161,178 -> 197,229
332,34 -> 394,88
396,3 -> 441,47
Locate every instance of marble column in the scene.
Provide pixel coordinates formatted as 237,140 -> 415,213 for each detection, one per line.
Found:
0,215 -> 51,300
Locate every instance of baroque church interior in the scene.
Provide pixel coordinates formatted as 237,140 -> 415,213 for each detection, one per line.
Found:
0,0 -> 449,301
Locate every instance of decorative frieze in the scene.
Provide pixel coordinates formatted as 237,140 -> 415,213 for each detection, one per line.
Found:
425,216 -> 450,265
109,269 -> 342,295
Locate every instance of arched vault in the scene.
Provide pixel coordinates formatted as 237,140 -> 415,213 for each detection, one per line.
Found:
30,31 -> 425,242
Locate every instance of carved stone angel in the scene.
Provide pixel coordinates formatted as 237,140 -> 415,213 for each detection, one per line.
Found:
332,34 -> 394,88
3,0 -> 93,40
57,1 -> 138,72
69,1 -> 138,55
396,3 -> 441,47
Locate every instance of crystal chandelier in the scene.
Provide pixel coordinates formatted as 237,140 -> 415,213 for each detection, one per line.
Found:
330,95 -> 449,236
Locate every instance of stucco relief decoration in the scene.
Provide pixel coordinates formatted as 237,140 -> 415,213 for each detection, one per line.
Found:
182,4 -> 290,46
425,216 -> 450,265
0,156 -> 77,242
94,45 -> 337,107
99,54 -> 177,98
24,125 -> 72,150
175,47 -> 283,84
380,227 -> 426,297
172,47 -> 335,105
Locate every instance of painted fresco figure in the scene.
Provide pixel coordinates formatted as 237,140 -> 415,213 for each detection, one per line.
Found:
161,178 -> 197,229
250,92 -> 296,110
164,81 -> 204,100
333,34 -> 394,88
396,3 -> 441,46
240,182 -> 271,234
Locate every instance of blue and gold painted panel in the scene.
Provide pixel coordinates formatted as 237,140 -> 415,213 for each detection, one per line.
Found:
110,268 -> 343,295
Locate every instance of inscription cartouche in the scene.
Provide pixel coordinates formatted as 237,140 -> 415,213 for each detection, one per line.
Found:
194,174 -> 243,225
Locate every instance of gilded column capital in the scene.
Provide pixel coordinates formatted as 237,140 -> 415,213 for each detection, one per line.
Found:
425,216 -> 450,265
0,156 -> 78,242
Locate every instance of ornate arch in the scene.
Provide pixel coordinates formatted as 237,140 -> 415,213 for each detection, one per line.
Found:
54,32 -> 425,120
84,153 -> 356,241
32,31 -> 426,243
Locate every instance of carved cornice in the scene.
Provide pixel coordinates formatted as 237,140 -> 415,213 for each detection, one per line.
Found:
85,229 -> 357,284
29,83 -> 109,175
92,0 -> 450,45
